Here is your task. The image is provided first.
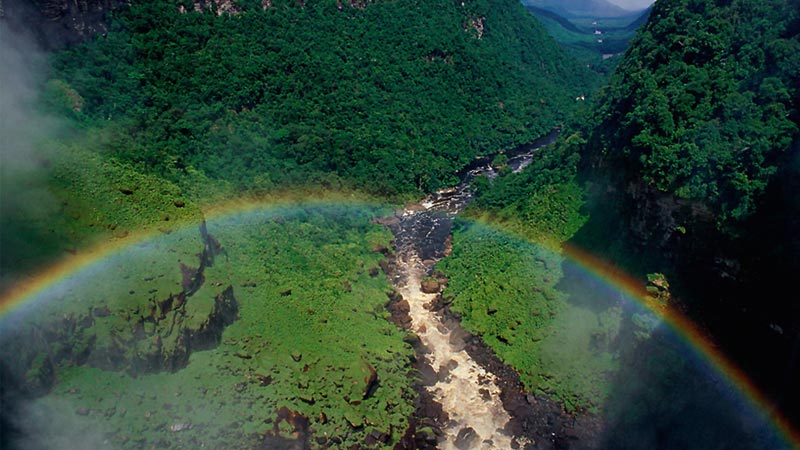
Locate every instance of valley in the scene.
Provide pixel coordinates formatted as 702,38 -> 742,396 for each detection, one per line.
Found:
1,0 -> 798,449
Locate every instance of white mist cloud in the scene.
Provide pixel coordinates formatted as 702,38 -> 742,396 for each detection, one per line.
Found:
0,21 -> 62,209
0,20 -> 66,279
9,399 -> 113,450
0,23 -> 55,174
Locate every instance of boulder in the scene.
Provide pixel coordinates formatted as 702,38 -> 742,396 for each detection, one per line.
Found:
365,429 -> 390,445
420,279 -> 440,294
386,293 -> 412,329
455,427 -> 479,449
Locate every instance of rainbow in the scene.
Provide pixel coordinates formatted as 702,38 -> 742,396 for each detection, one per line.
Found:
0,193 -> 373,317
560,243 -> 800,449
0,227 -> 161,318
1,198 -> 798,448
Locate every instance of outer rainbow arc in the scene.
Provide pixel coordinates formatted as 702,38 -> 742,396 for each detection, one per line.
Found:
0,199 -> 797,449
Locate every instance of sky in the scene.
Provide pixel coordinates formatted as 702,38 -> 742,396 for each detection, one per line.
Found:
606,0 -> 655,11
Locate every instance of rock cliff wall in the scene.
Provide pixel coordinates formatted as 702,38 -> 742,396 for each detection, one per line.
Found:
2,0 -> 129,48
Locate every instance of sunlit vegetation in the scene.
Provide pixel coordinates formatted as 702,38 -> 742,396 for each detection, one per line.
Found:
471,133 -> 588,245
2,205 -> 417,449
438,219 -> 623,411
46,0 -> 594,196
438,138 -> 619,411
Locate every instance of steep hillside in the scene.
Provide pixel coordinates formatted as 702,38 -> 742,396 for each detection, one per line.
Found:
39,0 -> 594,197
579,0 -> 800,418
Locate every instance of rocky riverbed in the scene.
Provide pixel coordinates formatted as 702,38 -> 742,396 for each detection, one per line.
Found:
378,131 -> 603,449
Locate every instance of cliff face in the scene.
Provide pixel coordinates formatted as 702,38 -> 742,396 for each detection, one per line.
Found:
579,0 -> 800,417
0,223 -> 238,395
2,0 -> 130,48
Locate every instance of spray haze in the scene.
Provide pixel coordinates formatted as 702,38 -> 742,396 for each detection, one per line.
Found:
605,0 -> 654,10
0,21 -> 57,183
0,19 -> 69,286
0,20 -> 100,450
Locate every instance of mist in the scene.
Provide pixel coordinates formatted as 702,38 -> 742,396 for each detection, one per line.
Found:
0,19 -> 69,286
0,21 -> 58,180
5,399 -> 113,450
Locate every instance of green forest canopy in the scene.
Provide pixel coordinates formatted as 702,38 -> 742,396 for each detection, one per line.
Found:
584,0 -> 799,228
47,0 -> 594,196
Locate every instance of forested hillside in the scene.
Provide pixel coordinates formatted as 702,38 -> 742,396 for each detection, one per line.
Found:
3,0 -> 800,448
577,0 -> 800,418
45,0 -> 593,196
454,0 -> 800,432
1,1 -> 600,448
585,0 -> 799,229
2,0 -> 596,282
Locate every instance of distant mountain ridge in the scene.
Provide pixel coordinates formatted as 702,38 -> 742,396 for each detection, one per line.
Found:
522,0 -> 638,18
524,4 -> 585,33
523,2 -> 650,71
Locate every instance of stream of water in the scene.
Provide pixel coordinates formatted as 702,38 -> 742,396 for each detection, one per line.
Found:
385,134 -> 557,449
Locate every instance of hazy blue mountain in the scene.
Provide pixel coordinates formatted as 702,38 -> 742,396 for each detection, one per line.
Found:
523,2 -> 651,71
522,0 -> 637,18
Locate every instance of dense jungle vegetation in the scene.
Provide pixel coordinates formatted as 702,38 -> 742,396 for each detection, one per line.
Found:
441,0 -> 800,430
586,0 -> 799,228
2,0 -> 599,448
575,0 -> 800,420
2,0 -> 800,448
46,0 -> 593,196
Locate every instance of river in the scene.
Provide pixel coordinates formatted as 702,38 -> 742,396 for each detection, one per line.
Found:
384,132 -> 558,449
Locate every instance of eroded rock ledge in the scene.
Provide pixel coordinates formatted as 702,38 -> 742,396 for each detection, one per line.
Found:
2,0 -> 130,48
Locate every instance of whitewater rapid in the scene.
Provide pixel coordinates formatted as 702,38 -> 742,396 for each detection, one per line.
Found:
395,246 -> 516,449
